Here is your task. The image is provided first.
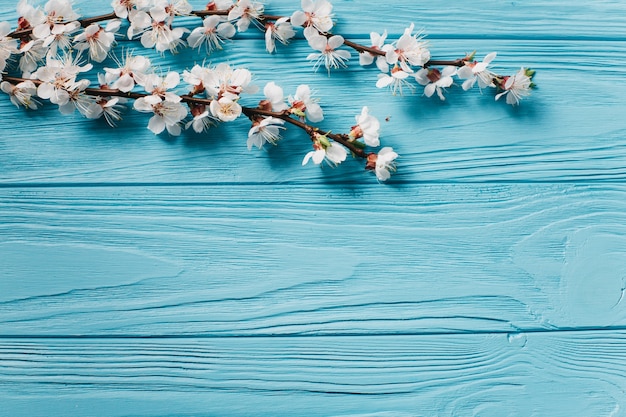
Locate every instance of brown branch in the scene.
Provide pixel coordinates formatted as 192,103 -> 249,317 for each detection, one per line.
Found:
2,75 -> 367,158
6,8 -> 284,39
243,107 -> 366,158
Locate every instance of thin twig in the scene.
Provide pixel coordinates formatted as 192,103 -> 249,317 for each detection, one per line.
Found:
2,75 -> 367,158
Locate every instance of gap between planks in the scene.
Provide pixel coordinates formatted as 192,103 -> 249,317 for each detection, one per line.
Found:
3,325 -> 626,340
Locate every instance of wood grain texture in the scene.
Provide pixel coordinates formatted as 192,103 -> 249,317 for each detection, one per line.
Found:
1,332 -> 625,417
1,0 -> 625,416
2,184 -> 626,336
1,4 -> 626,184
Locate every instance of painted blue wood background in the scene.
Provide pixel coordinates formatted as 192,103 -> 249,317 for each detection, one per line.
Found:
2,1 -> 626,416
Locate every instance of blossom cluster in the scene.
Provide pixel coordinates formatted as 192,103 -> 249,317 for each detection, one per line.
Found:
290,1 -> 535,104
0,0 -> 539,183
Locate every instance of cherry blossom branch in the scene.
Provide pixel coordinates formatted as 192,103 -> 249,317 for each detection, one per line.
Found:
242,106 -> 366,158
2,74 -> 367,159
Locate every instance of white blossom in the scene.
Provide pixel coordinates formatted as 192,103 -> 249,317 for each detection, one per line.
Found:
142,71 -> 181,102
127,9 -> 152,39
375,66 -> 414,96
187,15 -> 235,53
104,51 -> 151,92
414,66 -> 456,100
1,80 -> 40,109
291,0 -> 333,34
384,23 -> 430,73
134,93 -> 187,135
495,67 -> 533,105
247,116 -> 285,149
265,17 -> 295,53
18,39 -> 47,75
92,96 -> 126,127
372,146 -> 398,181
152,0 -> 192,21
262,81 -> 288,112
227,0 -> 264,32
74,20 -> 121,63
0,21 -> 19,74
288,84 -> 323,122
306,34 -> 351,74
30,0 -> 80,40
206,0 -> 234,10
209,95 -> 242,122
350,106 -> 380,147
202,63 -> 257,99
111,0 -> 151,19
185,104 -> 216,133
42,20 -> 81,57
139,10 -> 187,53
17,0 -> 46,30
33,53 -> 93,106
57,78 -> 101,117
359,30 -> 389,73
457,52 -> 497,91
302,137 -> 347,167
182,64 -> 208,89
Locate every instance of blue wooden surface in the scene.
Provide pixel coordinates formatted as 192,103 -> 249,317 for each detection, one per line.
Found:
2,1 -> 626,416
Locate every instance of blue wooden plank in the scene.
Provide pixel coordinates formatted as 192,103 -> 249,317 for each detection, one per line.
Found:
1,0 -> 625,416
1,38 -> 626,183
1,332 -> 625,417
2,184 -> 625,336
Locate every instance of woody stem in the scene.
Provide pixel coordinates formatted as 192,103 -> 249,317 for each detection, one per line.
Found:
2,76 -> 366,158
242,107 -> 366,158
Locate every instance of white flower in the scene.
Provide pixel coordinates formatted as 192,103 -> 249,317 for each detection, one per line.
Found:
375,147 -> 398,181
291,0 -> 333,33
1,80 -> 40,109
0,21 -> 19,73
359,30 -> 389,73
31,0 -> 80,41
142,71 -> 181,102
74,20 -> 121,63
457,52 -> 497,91
18,39 -> 47,75
134,94 -> 188,135
185,104 -> 216,133
375,66 -> 414,96
366,147 -> 398,181
33,53 -> 93,106
182,64 -> 209,93
207,0 -> 235,10
139,10 -> 187,53
127,9 -> 151,39
227,0 -> 264,32
187,15 -> 236,53
265,17 -> 295,53
104,51 -> 151,92
209,95 -> 242,122
302,136 -> 347,167
306,34 -> 351,74
92,96 -> 127,127
247,116 -> 285,149
41,20 -> 81,57
384,23 -> 430,73
202,63 -> 257,99
262,81 -> 288,112
57,78 -> 101,117
350,106 -> 380,147
152,0 -> 192,20
17,0 -> 46,30
288,84 -> 323,122
414,66 -> 456,100
111,0 -> 151,19
495,67 -> 533,105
